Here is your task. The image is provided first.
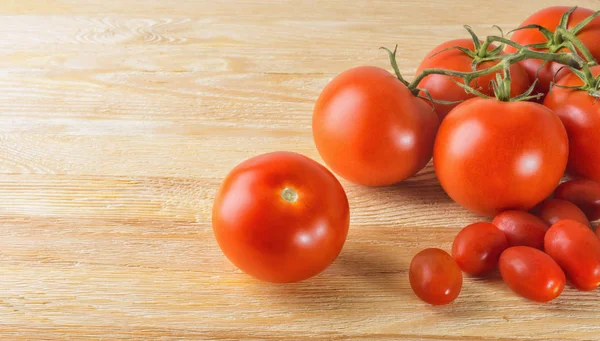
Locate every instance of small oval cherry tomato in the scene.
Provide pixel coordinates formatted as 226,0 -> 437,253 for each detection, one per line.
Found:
492,210 -> 549,249
499,246 -> 565,302
555,179 -> 600,221
544,220 -> 600,291
538,199 -> 591,228
452,222 -> 508,275
409,248 -> 462,305
313,66 -> 439,186
212,152 -> 350,283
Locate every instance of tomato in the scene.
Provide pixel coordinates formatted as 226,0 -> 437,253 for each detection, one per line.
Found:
452,222 -> 508,275
313,66 -> 439,186
538,198 -> 591,227
212,152 -> 350,283
544,65 -> 600,182
434,98 -> 568,216
499,246 -> 565,302
409,248 -> 462,305
416,39 -> 530,120
492,210 -> 549,249
555,179 -> 600,221
544,220 -> 600,291
507,6 -> 600,95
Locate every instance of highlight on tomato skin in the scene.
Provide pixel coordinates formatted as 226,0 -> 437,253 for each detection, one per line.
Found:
492,211 -> 549,249
538,199 -> 591,228
409,248 -> 463,306
554,179 -> 600,222
452,222 -> 508,275
212,151 -> 350,283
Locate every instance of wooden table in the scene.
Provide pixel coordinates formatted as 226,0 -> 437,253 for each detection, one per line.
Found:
1,0 -> 599,339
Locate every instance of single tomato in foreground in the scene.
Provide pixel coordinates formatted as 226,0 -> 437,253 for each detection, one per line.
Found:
544,220 -> 600,291
538,199 -> 591,227
212,152 -> 350,283
499,246 -> 565,302
313,66 -> 439,186
492,210 -> 549,249
434,98 -> 568,216
555,179 -> 600,221
452,222 -> 508,275
409,248 -> 462,305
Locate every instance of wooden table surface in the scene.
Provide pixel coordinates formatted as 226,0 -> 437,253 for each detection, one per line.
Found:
1,0 -> 599,340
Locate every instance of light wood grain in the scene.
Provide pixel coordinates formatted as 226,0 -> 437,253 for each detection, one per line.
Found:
0,0 -> 599,340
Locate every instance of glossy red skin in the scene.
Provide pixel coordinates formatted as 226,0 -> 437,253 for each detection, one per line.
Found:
597,225 -> 600,239
544,66 -> 600,182
492,211 -> 549,249
212,152 -> 350,283
544,220 -> 600,291
499,246 -> 565,302
538,199 -> 591,227
507,6 -> 600,95
452,222 -> 508,275
409,248 -> 463,305
434,98 -> 569,217
416,39 -> 530,120
555,179 -> 600,221
313,66 -> 439,186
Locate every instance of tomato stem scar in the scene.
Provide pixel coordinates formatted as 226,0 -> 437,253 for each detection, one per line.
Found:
281,187 -> 298,203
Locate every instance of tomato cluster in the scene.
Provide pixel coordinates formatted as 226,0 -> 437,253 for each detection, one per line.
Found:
212,5 -> 600,308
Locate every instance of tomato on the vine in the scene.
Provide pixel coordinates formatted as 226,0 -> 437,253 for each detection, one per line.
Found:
313,66 -> 439,186
212,152 -> 350,283
538,198 -> 591,227
409,248 -> 462,305
434,98 -> 568,216
492,210 -> 549,249
555,179 -> 600,221
452,222 -> 508,275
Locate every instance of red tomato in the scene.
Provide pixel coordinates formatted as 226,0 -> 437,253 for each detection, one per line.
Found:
544,65 -> 600,182
597,225 -> 600,239
416,39 -> 530,120
544,220 -> 600,291
538,198 -> 591,227
409,248 -> 463,305
555,179 -> 600,221
492,211 -> 549,249
507,6 -> 600,94
499,246 -> 565,302
313,66 -> 439,186
434,98 -> 568,216
452,222 -> 508,275
212,152 -> 350,283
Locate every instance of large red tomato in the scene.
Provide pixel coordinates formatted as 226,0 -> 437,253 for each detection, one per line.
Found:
544,65 -> 600,182
212,152 -> 350,283
313,66 -> 439,186
416,39 -> 530,120
434,98 -> 568,217
507,6 -> 600,94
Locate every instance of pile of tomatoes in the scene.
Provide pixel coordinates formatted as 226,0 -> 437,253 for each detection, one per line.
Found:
212,6 -> 600,304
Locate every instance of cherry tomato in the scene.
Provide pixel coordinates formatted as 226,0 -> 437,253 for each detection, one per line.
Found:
507,6 -> 600,94
313,66 -> 439,186
544,220 -> 600,291
416,39 -> 530,120
434,98 -> 568,216
555,179 -> 600,221
499,246 -> 565,302
597,225 -> 600,239
212,152 -> 350,283
409,248 -> 462,305
538,198 -> 591,228
492,210 -> 549,249
452,222 -> 508,275
544,65 -> 600,182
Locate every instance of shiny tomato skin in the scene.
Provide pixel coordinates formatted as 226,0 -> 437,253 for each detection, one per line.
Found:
499,246 -> 565,302
492,211 -> 549,249
434,98 -> 569,217
507,6 -> 600,94
555,179 -> 600,221
416,39 -> 530,120
544,65 -> 600,182
544,220 -> 600,291
313,66 -> 439,186
452,222 -> 508,275
409,248 -> 463,305
538,199 -> 591,227
212,152 -> 350,283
